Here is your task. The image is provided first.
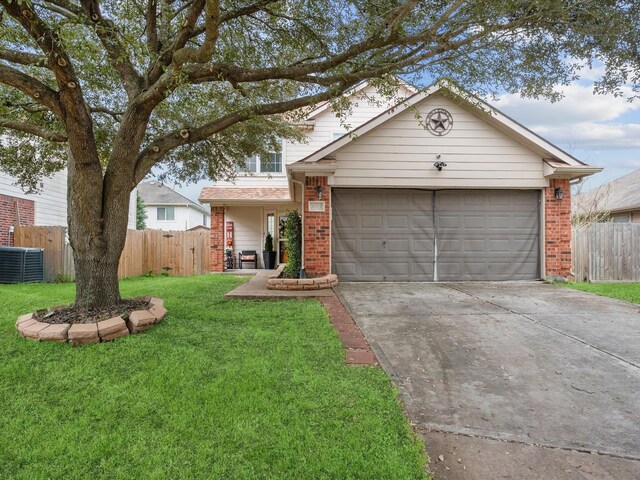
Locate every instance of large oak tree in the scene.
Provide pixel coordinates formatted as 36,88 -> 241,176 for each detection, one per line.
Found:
1,0 -> 638,308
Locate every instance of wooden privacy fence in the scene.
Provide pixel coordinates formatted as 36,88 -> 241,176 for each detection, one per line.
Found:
13,226 -> 210,281
572,223 -> 640,282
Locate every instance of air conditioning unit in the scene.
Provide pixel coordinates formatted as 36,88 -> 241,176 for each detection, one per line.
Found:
0,247 -> 45,284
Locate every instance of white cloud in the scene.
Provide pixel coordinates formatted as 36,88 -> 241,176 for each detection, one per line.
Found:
497,83 -> 639,125
495,83 -> 640,151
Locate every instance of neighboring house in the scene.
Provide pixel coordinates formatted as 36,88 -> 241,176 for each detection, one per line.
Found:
573,170 -> 640,223
138,181 -> 209,231
0,169 -> 136,246
200,80 -> 600,280
187,225 -> 210,232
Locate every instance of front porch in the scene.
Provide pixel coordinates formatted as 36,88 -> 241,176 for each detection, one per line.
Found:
200,186 -> 298,272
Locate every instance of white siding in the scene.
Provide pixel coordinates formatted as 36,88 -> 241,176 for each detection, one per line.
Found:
0,170 -> 68,226
145,205 -> 190,230
332,94 -> 547,189
128,189 -> 137,230
215,83 -> 413,187
226,206 -> 263,259
285,84 -> 413,164
188,206 -> 209,228
145,204 -> 208,230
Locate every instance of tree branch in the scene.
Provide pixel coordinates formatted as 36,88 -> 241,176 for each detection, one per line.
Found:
133,81 -> 358,182
0,47 -> 48,67
146,0 -> 159,54
89,106 -> 124,121
0,64 -> 62,116
146,0 -> 206,84
80,0 -> 144,98
0,117 -> 68,142
172,0 -> 220,67
1,0 -> 100,166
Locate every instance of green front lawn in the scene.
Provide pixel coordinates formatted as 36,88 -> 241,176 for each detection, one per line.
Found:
562,282 -> 640,304
0,275 -> 428,480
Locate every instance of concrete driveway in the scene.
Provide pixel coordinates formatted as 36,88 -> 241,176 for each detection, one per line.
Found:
336,282 -> 640,479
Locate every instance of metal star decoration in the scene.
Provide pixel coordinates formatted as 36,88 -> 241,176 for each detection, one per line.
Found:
426,109 -> 453,136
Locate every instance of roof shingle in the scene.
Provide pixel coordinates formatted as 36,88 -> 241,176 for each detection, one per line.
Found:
199,187 -> 290,202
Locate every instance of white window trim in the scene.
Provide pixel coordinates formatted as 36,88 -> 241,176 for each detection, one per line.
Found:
239,141 -> 286,175
156,206 -> 175,221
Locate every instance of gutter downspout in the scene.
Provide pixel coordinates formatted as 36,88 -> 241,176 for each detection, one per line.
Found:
290,176 -> 307,278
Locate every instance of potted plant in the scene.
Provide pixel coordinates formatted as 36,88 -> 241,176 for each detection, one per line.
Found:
262,233 -> 277,269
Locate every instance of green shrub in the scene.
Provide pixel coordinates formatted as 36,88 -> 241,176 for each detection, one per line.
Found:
282,210 -> 302,278
264,233 -> 274,252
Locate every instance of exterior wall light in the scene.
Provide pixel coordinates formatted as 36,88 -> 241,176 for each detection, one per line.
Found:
434,161 -> 447,171
554,187 -> 564,200
316,185 -> 324,199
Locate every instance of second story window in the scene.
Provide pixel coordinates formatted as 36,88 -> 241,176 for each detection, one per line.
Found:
260,153 -> 282,173
238,153 -> 282,174
157,206 -> 175,221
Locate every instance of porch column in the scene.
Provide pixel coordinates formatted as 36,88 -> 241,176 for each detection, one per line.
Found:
210,206 -> 225,272
304,177 -> 331,276
544,178 -> 572,280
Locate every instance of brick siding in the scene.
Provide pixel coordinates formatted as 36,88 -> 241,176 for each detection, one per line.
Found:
209,206 -> 225,272
0,194 -> 35,246
304,177 -> 331,276
544,179 -> 572,279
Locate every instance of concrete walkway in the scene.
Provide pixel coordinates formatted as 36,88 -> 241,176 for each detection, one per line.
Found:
224,267 -> 334,299
336,282 -> 640,480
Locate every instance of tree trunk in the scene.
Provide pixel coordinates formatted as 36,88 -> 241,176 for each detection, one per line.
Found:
66,149 -> 132,310
73,247 -> 122,309
64,103 -> 150,310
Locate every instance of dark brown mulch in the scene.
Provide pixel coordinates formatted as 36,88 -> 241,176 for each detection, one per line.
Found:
34,299 -> 150,325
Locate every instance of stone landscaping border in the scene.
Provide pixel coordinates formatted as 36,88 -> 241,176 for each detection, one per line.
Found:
15,297 -> 166,345
267,273 -> 338,291
319,296 -> 377,366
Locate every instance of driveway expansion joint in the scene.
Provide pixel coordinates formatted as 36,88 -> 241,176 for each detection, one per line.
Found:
417,424 -> 640,462
442,282 -> 640,371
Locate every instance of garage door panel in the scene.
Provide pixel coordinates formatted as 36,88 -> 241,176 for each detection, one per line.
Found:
387,215 -> 409,229
412,215 -> 433,229
386,238 -> 410,253
361,215 -> 383,229
438,215 -> 460,229
334,214 -> 357,229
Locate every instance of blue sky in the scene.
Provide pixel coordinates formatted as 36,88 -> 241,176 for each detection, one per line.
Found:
494,67 -> 640,191
172,70 -> 640,204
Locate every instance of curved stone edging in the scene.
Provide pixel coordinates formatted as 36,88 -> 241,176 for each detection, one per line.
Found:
15,296 -> 167,345
267,273 -> 338,291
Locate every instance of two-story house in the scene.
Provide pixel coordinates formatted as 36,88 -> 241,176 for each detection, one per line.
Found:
138,181 -> 209,231
200,79 -> 600,280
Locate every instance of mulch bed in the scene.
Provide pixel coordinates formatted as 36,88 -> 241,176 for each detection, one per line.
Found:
34,299 -> 149,325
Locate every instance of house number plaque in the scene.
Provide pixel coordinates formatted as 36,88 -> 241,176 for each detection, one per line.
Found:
308,201 -> 325,212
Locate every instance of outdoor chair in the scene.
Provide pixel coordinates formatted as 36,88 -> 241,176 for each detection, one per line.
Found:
238,250 -> 258,269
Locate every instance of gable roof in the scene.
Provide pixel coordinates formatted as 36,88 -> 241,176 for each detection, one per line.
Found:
574,169 -> 640,215
289,80 -> 600,178
138,181 -> 208,214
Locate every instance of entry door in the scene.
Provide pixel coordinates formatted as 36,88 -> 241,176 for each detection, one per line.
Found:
332,189 -> 435,281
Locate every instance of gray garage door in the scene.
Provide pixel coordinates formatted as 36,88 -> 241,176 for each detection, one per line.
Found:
332,189 -> 540,281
